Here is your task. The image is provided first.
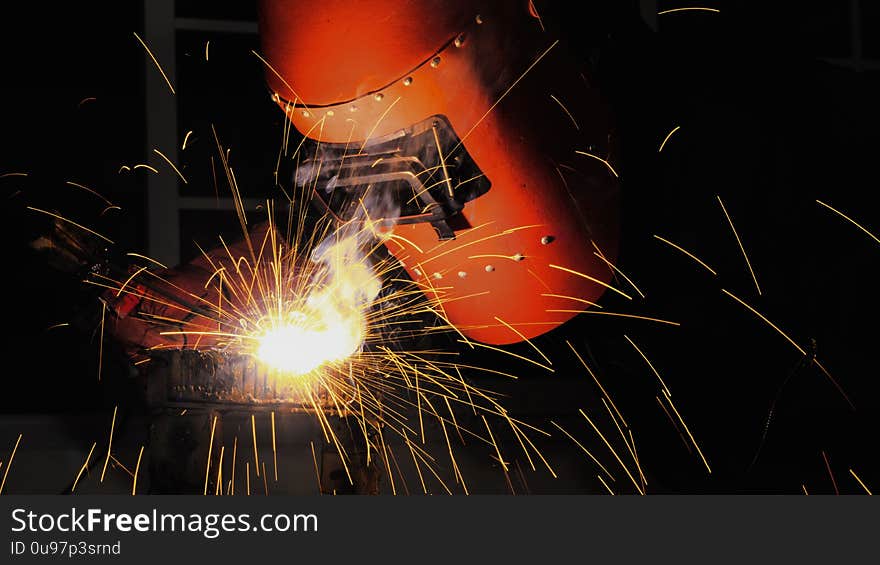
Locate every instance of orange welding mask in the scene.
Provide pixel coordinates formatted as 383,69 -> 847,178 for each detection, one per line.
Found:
259,0 -> 619,345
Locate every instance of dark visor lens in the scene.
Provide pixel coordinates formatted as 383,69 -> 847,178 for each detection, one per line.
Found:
294,115 -> 491,240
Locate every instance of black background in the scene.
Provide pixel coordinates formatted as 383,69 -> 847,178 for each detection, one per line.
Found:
0,1 -> 878,494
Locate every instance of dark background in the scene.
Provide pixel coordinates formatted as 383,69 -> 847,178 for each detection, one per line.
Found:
0,1 -> 877,494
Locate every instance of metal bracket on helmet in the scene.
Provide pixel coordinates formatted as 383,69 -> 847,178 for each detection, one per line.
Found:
293,115 -> 491,241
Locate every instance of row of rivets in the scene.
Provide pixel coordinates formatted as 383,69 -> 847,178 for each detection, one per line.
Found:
282,17 -> 487,120
406,235 -> 556,280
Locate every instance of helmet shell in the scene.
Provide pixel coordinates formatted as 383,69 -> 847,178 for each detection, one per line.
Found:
260,0 -> 620,344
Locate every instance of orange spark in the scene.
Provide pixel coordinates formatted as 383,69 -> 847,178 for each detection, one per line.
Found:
133,32 -> 175,94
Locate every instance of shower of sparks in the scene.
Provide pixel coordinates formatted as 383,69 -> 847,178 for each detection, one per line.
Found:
99,406 -> 117,483
26,206 -> 113,244
624,335 -> 672,397
550,420 -> 614,480
109,455 -> 133,477
567,340 -> 627,427
721,288 -> 853,409
309,441 -> 321,493
16,15 -> 878,498
97,299 -> 106,381
660,389 -> 711,474
153,148 -> 188,184
459,340 -> 554,373
716,195 -> 762,295
482,415 -> 508,472
251,415 -> 260,478
387,445 -> 409,495
658,7 -> 720,16
230,438 -> 237,496
126,253 -> 168,270
628,429 -> 646,489
133,32 -> 176,94
592,247 -> 646,299
432,122 -> 456,199
85,167 -> 568,494
133,164 -> 159,174
580,409 -> 644,494
658,125 -> 681,152
65,181 -> 115,207
849,469 -> 872,495
597,474 -> 615,495
821,451 -> 839,495
816,199 -> 880,246
604,400 -> 644,487
494,316 -> 552,365
17,144 -> 698,498
550,94 -> 579,130
2,21 -> 650,499
653,234 -> 717,276
548,309 -> 680,327
0,434 -> 22,495
360,96 -> 403,151
541,293 -> 602,309
251,50 -> 308,113
656,395 -> 690,453
216,446 -> 225,496
527,0 -> 545,31
71,442 -> 97,493
132,445 -> 144,495
722,289 -> 803,353
115,267 -> 148,297
549,263 -> 633,300
204,415 -> 218,496
271,412 -> 278,482
574,150 -> 619,178
452,40 -> 559,155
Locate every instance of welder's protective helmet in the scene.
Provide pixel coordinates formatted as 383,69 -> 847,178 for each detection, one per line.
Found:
259,0 -> 619,345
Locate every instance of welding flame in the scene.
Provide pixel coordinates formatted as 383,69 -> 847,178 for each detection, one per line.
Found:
254,222 -> 383,375
255,310 -> 363,376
